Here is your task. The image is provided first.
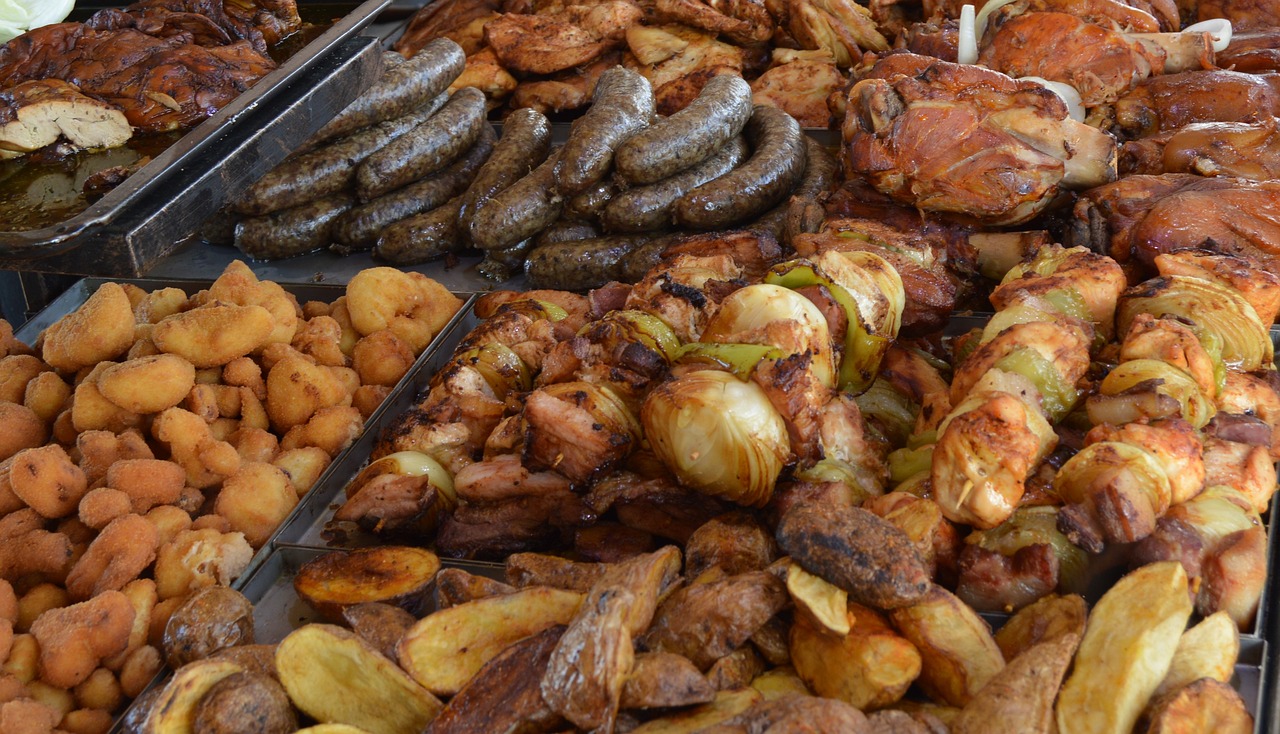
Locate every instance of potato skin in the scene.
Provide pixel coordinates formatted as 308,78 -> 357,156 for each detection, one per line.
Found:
163,587 -> 255,669
776,504 -> 931,610
193,671 -> 297,734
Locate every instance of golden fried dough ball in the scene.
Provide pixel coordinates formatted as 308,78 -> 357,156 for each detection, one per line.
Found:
352,330 -> 416,387
9,445 -> 88,519
118,645 -> 162,698
351,385 -> 391,420
328,297 -> 361,356
29,590 -> 134,688
70,363 -> 143,434
105,459 -> 185,513
152,304 -> 275,368
214,462 -> 297,548
78,488 -> 132,530
292,316 -> 349,367
61,707 -> 114,734
0,354 -> 47,403
0,403 -> 47,461
192,514 -> 232,533
102,578 -> 153,669
0,318 -> 33,358
41,283 -> 136,372
75,429 -> 153,488
346,269 -> 461,353
265,356 -> 349,433
0,579 -> 15,622
280,406 -> 363,457
65,514 -> 160,601
0,698 -> 59,734
239,388 -> 269,431
23,372 -> 71,424
154,529 -> 253,600
73,668 -> 121,712
16,585 -> 68,633
0,510 -> 73,581
230,427 -> 279,464
96,355 -> 195,414
222,357 -> 266,400
272,447 -> 331,497
144,505 -> 193,549
208,260 -> 300,347
152,408 -> 240,489
134,287 -> 189,324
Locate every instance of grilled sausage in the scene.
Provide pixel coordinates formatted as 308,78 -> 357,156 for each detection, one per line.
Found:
601,135 -> 749,233
306,40 -> 465,149
374,196 -> 466,265
783,138 -> 838,245
332,124 -> 495,252
233,96 -> 446,216
614,74 -> 753,185
534,220 -> 601,247
525,235 -> 654,290
356,86 -> 488,201
674,105 -> 807,230
469,150 -> 564,251
234,195 -> 354,260
477,239 -> 535,281
457,107 -> 552,236
556,67 -> 654,195
563,179 -> 618,223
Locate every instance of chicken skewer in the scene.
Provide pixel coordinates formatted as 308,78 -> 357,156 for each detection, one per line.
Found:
931,244 -> 1126,530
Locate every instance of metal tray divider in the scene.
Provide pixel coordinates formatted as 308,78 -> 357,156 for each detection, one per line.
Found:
275,305 -> 483,548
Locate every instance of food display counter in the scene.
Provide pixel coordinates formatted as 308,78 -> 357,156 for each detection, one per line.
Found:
1,0 -> 1279,733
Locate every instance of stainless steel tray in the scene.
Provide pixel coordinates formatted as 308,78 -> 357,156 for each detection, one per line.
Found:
270,303 -> 482,547
14,277 -> 475,586
0,0 -> 390,275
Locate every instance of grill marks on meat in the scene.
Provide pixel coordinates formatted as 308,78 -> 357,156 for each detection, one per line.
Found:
0,1 -> 288,136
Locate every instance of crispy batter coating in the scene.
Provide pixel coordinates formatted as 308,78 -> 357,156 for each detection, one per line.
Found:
152,408 -> 241,489
41,283 -> 136,373
75,429 -> 154,488
152,304 -> 275,368
9,445 -> 88,519
96,354 -> 196,414
64,514 -> 160,601
265,355 -> 351,434
0,403 -> 47,462
214,462 -> 298,548
29,590 -> 134,689
353,330 -> 416,387
105,459 -> 185,514
279,406 -> 363,456
154,529 -> 253,600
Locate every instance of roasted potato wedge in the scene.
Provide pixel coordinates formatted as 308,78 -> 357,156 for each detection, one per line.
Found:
629,688 -> 764,733
993,593 -> 1088,661
423,626 -> 566,734
506,553 -> 609,592
1056,562 -> 1193,734
622,652 -> 716,709
750,666 -> 811,701
707,646 -> 767,691
342,602 -> 418,662
1145,678 -> 1253,734
162,587 -> 254,669
791,601 -> 921,710
277,624 -> 442,734
786,561 -> 850,635
140,658 -> 244,734
192,670 -> 296,734
888,585 -> 1004,707
641,571 -> 788,669
434,567 -> 515,608
294,546 -> 441,619
398,586 -> 583,696
1153,611 -> 1238,698
951,632 -> 1079,734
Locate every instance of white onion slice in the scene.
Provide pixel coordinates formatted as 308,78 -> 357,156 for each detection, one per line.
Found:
974,0 -> 1019,40
1184,18 -> 1232,52
1022,75 -> 1086,122
958,4 -> 978,65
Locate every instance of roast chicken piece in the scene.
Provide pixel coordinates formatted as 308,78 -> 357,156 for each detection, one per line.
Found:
1218,29 -> 1280,73
842,53 -> 1117,226
1111,69 -> 1280,138
394,0 -> 502,57
1069,174 -> 1280,277
88,0 -> 302,53
750,50 -> 843,127
1194,0 -> 1280,30
984,0 -> 1168,33
0,21 -> 278,134
511,49 -> 620,113
652,0 -> 775,45
1120,119 -> 1280,179
785,0 -> 890,65
624,24 -> 745,114
485,1 -> 642,75
451,48 -> 518,102
0,79 -> 131,159
896,18 -> 959,61
978,12 -> 1194,107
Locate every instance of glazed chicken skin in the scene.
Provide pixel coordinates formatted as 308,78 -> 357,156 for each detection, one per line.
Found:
0,1 -> 289,134
1111,69 -> 1280,138
842,53 -> 1117,226
1069,174 -> 1280,278
1193,0 -> 1280,30
1120,119 -> 1280,179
